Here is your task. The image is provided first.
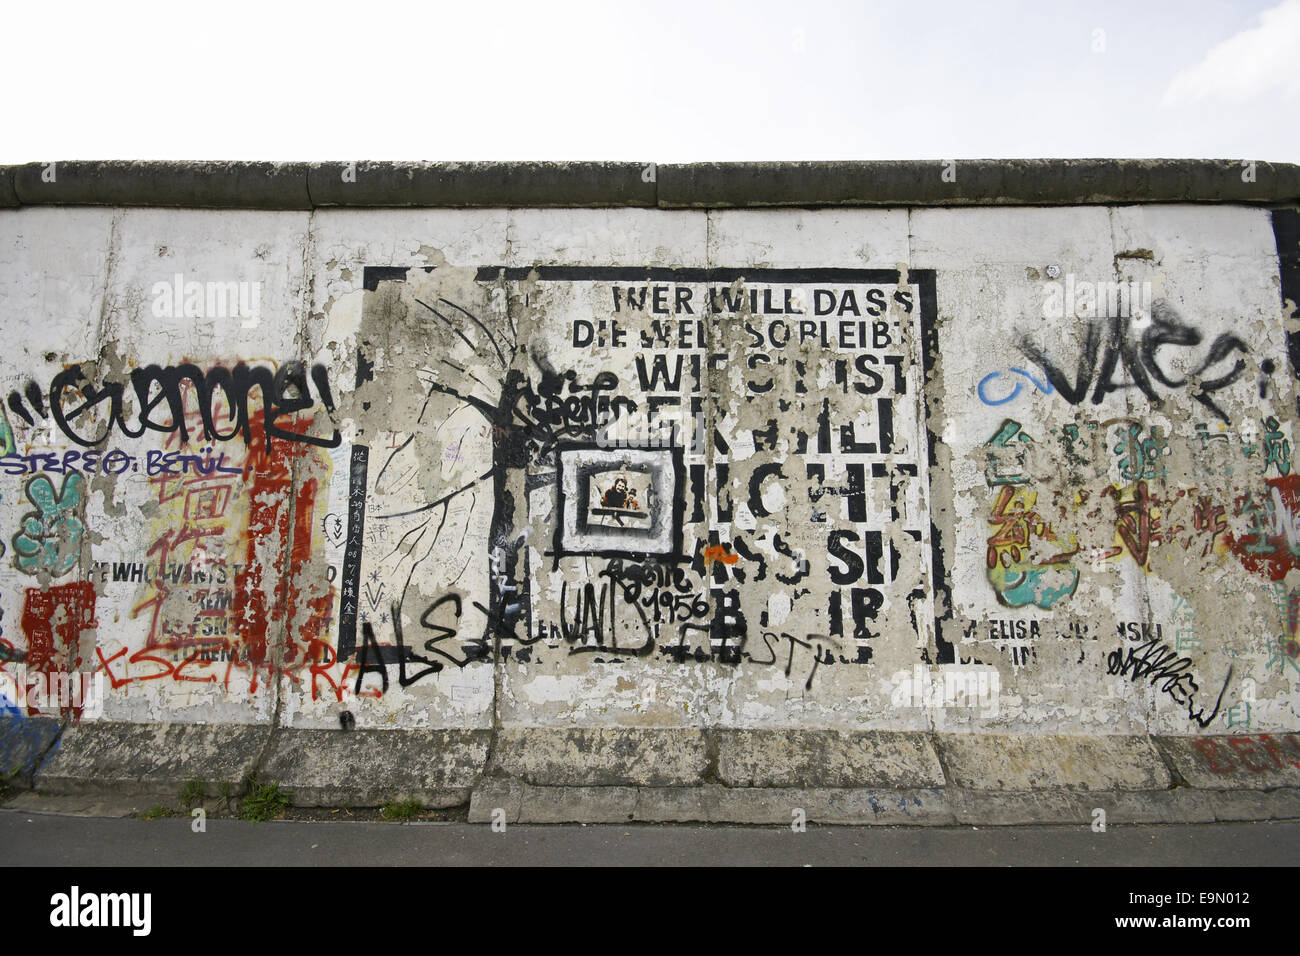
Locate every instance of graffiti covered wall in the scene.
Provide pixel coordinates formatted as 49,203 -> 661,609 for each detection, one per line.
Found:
1,202 -> 1297,742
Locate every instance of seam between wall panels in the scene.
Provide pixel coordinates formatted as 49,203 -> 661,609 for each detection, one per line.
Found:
251,209 -> 318,776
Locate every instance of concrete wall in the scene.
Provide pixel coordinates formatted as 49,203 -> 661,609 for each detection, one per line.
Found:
2,162 -> 1298,799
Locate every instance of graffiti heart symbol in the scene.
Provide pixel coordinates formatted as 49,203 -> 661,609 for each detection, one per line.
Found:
323,512 -> 346,546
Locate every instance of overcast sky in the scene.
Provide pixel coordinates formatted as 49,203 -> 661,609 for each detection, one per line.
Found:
2,0 -> 1297,162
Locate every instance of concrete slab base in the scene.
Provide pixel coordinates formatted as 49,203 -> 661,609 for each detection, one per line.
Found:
3,790 -> 179,818
10,723 -> 1300,825
947,788 -> 1218,826
935,733 -> 1170,791
260,729 -> 489,806
33,721 -> 269,797
492,727 -> 708,786
714,730 -> 944,788
0,715 -> 62,783
1154,733 -> 1300,789
469,781 -> 955,825
1204,788 -> 1300,822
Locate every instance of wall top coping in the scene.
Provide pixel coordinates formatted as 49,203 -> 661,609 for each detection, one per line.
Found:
1,160 -> 1297,210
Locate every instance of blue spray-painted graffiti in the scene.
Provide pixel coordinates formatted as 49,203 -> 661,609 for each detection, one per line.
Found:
978,368 -> 1055,406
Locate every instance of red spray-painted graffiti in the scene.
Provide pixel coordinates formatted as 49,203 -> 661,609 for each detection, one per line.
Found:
99,399 -> 343,699
19,581 -> 98,717
1191,733 -> 1300,774
1226,475 -> 1300,581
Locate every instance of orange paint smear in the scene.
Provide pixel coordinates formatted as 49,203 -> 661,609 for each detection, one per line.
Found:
702,545 -> 739,566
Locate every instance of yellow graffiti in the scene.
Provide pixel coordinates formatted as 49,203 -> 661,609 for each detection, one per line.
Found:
985,485 -> 1080,609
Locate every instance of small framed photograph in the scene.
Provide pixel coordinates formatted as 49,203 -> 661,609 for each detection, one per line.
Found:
555,445 -> 682,557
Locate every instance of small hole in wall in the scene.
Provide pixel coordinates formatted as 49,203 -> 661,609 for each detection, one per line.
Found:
339,711 -> 355,731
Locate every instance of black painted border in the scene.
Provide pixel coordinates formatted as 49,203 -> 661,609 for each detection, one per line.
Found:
1273,208 -> 1300,417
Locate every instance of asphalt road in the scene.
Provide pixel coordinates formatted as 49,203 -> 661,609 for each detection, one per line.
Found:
4,811 -> 1298,867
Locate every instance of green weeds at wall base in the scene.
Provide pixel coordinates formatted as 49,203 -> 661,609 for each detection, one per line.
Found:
238,778 -> 293,823
380,799 -> 424,821
179,777 -> 206,809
